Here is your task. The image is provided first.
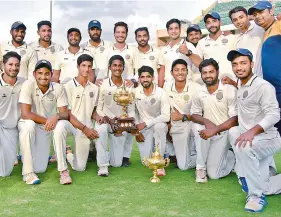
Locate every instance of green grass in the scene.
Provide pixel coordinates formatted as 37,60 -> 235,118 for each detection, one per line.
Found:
1,140 -> 281,217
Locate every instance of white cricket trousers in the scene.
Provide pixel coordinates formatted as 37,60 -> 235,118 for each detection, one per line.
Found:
19,120 -> 53,175
193,123 -> 235,179
230,126 -> 281,198
170,121 -> 196,170
0,125 -> 18,177
137,123 -> 168,160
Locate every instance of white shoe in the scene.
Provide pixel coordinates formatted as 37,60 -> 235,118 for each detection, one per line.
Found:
98,166 -> 109,177
245,196 -> 267,213
23,172 -> 41,185
196,169 -> 208,183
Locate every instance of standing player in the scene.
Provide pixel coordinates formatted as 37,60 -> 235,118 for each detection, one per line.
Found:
0,52 -> 25,177
159,19 -> 201,87
227,48 -> 281,213
186,24 -> 202,48
133,27 -> 164,85
191,58 -> 237,183
52,28 -> 96,84
164,59 -> 202,170
18,60 -> 69,185
29,20 -> 63,67
96,55 -> 135,168
81,20 -> 111,80
0,21 -> 37,80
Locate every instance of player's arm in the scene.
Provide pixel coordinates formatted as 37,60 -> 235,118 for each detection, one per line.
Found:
20,103 -> 47,124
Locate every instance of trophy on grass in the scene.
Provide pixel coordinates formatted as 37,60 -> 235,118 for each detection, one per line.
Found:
142,144 -> 170,183
110,84 -> 138,134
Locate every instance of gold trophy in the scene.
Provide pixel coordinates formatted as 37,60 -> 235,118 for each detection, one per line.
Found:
142,144 -> 170,183
111,84 -> 138,134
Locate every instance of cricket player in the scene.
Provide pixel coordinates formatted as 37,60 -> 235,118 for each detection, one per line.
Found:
18,59 -> 69,185
0,21 -> 37,80
54,54 -> 109,179
96,55 -> 135,168
164,59 -> 202,171
186,24 -> 202,48
52,28 -> 96,84
134,65 -> 170,161
196,12 -> 237,80
29,20 -> 64,67
159,18 -> 202,87
133,27 -> 164,85
190,58 -> 237,183
0,52 -> 25,177
227,48 -> 281,213
81,20 -> 111,80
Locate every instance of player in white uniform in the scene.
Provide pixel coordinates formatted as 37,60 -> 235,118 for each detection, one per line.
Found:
54,54 -> 109,180
19,60 -> 69,185
96,55 -> 135,168
227,48 -> 281,213
0,52 -> 25,177
135,66 -> 170,175
0,21 -> 37,80
164,59 -> 202,170
190,58 -> 237,183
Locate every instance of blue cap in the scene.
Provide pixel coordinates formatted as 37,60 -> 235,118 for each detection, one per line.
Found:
88,20 -> 101,30
186,24 -> 201,34
11,21 -> 26,30
227,48 -> 253,61
204,12 -> 221,23
35,60 -> 52,71
248,1 -> 272,15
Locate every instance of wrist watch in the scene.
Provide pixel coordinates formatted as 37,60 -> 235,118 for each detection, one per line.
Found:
182,114 -> 189,122
186,50 -> 193,57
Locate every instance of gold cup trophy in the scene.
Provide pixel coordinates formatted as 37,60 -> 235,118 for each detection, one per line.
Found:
111,85 -> 138,134
142,144 -> 170,183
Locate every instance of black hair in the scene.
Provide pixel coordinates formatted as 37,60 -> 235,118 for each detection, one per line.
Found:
3,51 -> 21,64
199,58 -> 219,72
171,59 -> 187,71
135,27 -> 149,36
229,6 -> 248,19
114,22 -> 128,33
138,65 -> 154,77
37,20 -> 51,30
77,54 -> 93,66
166,18 -> 181,30
108,55 -> 125,67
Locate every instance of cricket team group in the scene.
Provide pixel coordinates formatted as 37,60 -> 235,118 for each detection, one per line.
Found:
1,0 -> 281,213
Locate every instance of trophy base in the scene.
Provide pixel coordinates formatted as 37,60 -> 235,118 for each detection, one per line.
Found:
111,117 -> 138,134
150,176 -> 160,183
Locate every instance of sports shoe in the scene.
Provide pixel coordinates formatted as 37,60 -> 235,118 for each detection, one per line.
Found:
196,169 -> 208,183
238,177 -> 248,193
122,157 -> 131,167
157,168 -> 166,176
245,195 -> 267,213
98,166 -> 109,177
23,172 -> 41,185
60,170 -> 72,185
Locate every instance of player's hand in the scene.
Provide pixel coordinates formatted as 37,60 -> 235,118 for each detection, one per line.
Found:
136,132 -> 145,142
199,127 -> 218,140
179,44 -> 189,55
234,130 -> 255,148
136,122 -> 146,131
83,127 -> 99,140
95,78 -> 103,87
221,76 -> 237,87
45,115 -> 59,131
171,107 -> 183,121
204,120 -> 216,129
124,79 -> 135,88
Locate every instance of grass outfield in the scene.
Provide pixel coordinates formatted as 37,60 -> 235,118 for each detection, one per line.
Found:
0,140 -> 281,217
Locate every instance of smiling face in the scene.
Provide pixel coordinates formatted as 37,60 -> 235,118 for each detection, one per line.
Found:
171,64 -> 188,82
114,26 -> 127,43
139,71 -> 154,88
88,27 -> 102,42
77,61 -> 92,79
205,18 -> 221,34
167,22 -> 181,40
231,55 -> 253,81
11,28 -> 25,44
3,57 -> 20,78
109,59 -> 124,78
187,31 -> 201,45
67,31 -> 81,47
253,9 -> 274,29
231,11 -> 250,32
136,30 -> 149,47
33,67 -> 52,88
201,65 -> 219,86
38,25 -> 52,42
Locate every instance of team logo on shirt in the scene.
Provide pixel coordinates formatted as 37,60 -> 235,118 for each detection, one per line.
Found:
20,50 -> 26,56
149,55 -> 155,61
100,47 -> 105,52
47,92 -> 55,100
183,94 -> 190,102
216,91 -> 223,101
150,97 -> 156,105
2,93 -> 7,98
89,92 -> 94,98
125,54 -> 130,59
221,38 -> 228,44
243,90 -> 248,98
50,46 -> 55,54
